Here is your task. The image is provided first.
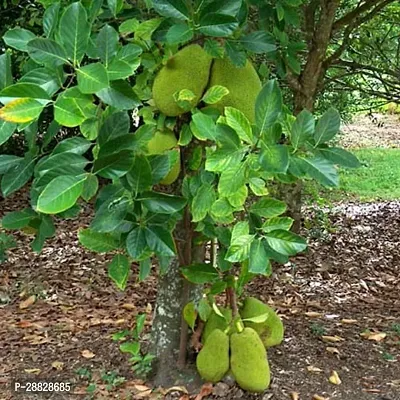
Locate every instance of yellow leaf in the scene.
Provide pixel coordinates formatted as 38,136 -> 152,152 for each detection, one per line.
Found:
24,368 -> 41,374
19,295 -> 36,309
321,335 -> 345,343
0,98 -> 44,123
81,349 -> 95,359
122,303 -> 136,310
329,370 -> 341,385
313,395 -> 329,400
51,361 -> 64,370
291,392 -> 300,400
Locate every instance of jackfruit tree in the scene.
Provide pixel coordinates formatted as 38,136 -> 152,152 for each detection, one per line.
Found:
0,0 -> 361,392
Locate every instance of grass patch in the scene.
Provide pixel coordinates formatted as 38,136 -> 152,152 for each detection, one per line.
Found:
305,148 -> 400,203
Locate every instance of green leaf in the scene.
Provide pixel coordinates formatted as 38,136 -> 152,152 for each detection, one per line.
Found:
209,280 -> 228,295
126,155 -> 152,194
191,112 -> 219,141
135,18 -> 162,41
98,111 -> 130,145
191,183 -> 216,222
205,147 -> 243,173
126,226 -> 148,260
198,13 -> 238,37
59,2 -> 91,65
173,89 -> 197,112
1,208 -> 37,229
314,108 -> 340,146
78,228 -> 119,252
77,63 -> 109,94
0,99 -> 44,124
54,87 -> 95,127
225,234 -> 254,262
291,109 -> 315,150
20,68 -> 64,96
149,155 -> 170,184
218,163 -> 246,196
198,298 -> 212,321
152,0 -> 190,20
53,137 -> 92,156
0,83 -> 51,105
0,155 -> 21,174
242,312 -> 270,323
259,144 -> 289,173
3,28 -> 36,52
265,229 -> 307,256
250,198 -> 286,218
262,217 -> 293,232
0,52 -> 13,90
119,18 -> 139,34
248,238 -> 271,275
140,192 -> 187,214
0,120 -> 16,146
211,198 -> 234,218
108,0 -> 124,17
202,85 -> 229,105
37,175 -> 85,214
96,80 -> 140,110
183,302 -> 197,330
108,254 -> 130,290
240,31 -> 276,54
27,38 -> 68,66
93,150 -> 134,179
81,174 -> 99,201
166,23 -> 193,44
43,2 -> 60,38
92,196 -> 128,233
145,225 -> 176,256
139,258 -> 152,281
256,80 -> 282,134
225,107 -> 253,144
120,341 -> 140,355
96,24 -> 119,68
296,156 -> 339,187
249,177 -> 268,196
181,263 -> 219,284
317,147 -> 361,168
36,153 -> 88,176
1,156 -> 35,197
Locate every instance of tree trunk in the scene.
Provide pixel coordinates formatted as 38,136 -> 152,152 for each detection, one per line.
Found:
150,222 -> 203,387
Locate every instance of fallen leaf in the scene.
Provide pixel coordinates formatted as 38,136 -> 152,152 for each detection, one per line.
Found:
16,320 -> 43,329
135,389 -> 152,398
326,347 -> 340,355
146,303 -> 152,313
23,334 -> 49,345
307,366 -> 323,373
321,335 -> 345,343
195,383 -> 213,400
362,389 -> 381,393
81,350 -> 95,359
122,303 -> 136,310
164,386 -> 188,395
390,380 -> 400,387
341,319 -> 358,324
19,295 -> 36,310
51,361 -> 64,370
305,312 -> 322,318
329,370 -> 342,385
360,331 -> 386,342
134,385 -> 151,392
24,368 -> 41,374
291,392 -> 300,400
313,396 -> 329,400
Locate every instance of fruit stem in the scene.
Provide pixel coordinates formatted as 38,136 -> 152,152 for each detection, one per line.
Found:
227,287 -> 239,317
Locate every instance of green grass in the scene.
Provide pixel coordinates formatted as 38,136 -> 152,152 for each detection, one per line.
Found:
305,148 -> 400,202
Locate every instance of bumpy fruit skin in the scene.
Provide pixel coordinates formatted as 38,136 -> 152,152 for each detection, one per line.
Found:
230,327 -> 271,392
202,308 -> 232,345
240,297 -> 284,348
146,130 -> 180,185
196,329 -> 230,383
153,45 -> 213,116
209,59 -> 262,123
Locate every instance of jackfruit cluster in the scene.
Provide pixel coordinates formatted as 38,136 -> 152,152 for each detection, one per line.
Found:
145,130 -> 180,185
152,45 -> 261,122
195,297 -> 284,393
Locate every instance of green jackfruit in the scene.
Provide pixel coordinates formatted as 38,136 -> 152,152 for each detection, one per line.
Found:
209,58 -> 262,123
196,329 -> 229,383
202,308 -> 232,345
146,130 -> 180,184
240,297 -> 284,348
230,327 -> 270,392
153,45 -> 213,116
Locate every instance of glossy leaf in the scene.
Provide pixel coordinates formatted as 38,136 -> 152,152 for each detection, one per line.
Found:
198,13 -> 238,37
192,183 -> 216,222
3,28 -> 36,52
108,254 -> 130,290
255,80 -> 282,134
314,108 -> 340,146
250,198 -> 286,218
291,109 -> 315,150
153,0 -> 190,20
240,31 -> 276,53
1,208 -> 37,229
183,302 -> 197,330
248,238 -> 271,275
181,263 -> 219,284
96,24 -> 119,67
96,80 -> 140,110
77,63 -> 109,94
145,225 -> 176,256
140,192 -> 187,214
0,52 -> 13,90
1,156 -> 35,197
166,23 -> 193,43
317,147 -> 361,168
126,226 -> 148,260
27,38 -> 68,66
78,228 -> 119,252
265,229 -> 307,256
225,106 -> 253,144
0,120 -> 16,146
259,144 -> 289,173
